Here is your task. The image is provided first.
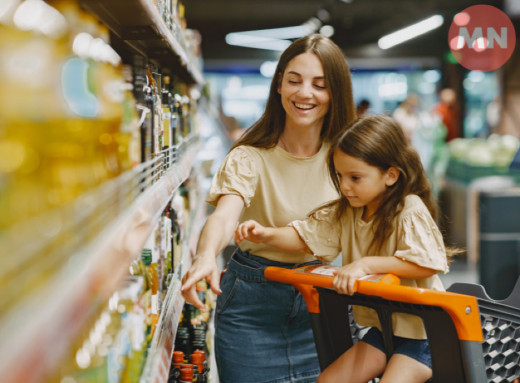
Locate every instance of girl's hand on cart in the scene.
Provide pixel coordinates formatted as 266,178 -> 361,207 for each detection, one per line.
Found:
332,259 -> 368,295
235,220 -> 268,244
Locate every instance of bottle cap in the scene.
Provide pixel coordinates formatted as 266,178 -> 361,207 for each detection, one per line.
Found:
193,349 -> 206,360
173,350 -> 184,364
180,368 -> 193,380
141,248 -> 152,265
191,354 -> 203,364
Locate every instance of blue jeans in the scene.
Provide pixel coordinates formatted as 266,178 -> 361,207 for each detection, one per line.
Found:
215,249 -> 322,383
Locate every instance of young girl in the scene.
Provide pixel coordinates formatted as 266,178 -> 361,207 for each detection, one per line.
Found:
235,115 -> 450,383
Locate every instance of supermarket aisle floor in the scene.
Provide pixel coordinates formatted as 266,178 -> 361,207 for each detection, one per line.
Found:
439,258 -> 478,288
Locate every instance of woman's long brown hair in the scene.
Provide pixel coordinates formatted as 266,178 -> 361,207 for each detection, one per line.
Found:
327,115 -> 437,255
231,34 -> 356,150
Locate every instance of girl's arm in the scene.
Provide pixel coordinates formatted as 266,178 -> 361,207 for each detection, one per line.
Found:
333,256 -> 437,295
235,220 -> 311,252
181,194 -> 245,310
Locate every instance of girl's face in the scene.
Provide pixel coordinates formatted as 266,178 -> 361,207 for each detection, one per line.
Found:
333,149 -> 398,220
278,52 -> 330,130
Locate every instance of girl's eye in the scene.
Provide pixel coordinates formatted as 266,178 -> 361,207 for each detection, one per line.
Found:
351,176 -> 360,182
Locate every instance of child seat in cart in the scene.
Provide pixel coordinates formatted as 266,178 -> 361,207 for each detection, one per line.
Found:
264,264 -> 520,383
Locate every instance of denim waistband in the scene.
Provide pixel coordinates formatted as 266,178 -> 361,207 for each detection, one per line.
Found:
227,248 -> 322,282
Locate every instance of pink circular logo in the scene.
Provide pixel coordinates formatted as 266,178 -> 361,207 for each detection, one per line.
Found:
448,5 -> 516,72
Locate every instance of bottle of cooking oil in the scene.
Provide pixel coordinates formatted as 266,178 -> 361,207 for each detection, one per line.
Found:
0,6 -> 69,229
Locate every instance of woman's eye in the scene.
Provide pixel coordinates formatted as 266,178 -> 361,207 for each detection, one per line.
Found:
314,84 -> 326,89
288,80 -> 300,85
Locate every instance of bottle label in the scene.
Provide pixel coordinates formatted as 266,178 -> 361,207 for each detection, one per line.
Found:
151,293 -> 159,314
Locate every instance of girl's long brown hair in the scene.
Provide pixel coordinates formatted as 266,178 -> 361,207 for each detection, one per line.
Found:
231,34 -> 356,150
327,115 -> 437,255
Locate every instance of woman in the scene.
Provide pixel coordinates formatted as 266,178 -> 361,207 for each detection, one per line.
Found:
181,34 -> 356,383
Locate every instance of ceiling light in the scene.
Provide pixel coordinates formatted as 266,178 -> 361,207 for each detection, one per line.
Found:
378,15 -> 444,50
225,34 -> 291,51
319,25 -> 334,38
225,17 -> 322,51
260,61 -> 278,77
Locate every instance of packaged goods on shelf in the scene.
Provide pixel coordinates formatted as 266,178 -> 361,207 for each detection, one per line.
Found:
0,1 -> 214,382
169,281 -> 215,383
446,135 -> 520,183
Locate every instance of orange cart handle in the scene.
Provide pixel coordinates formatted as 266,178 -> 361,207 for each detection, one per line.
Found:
265,265 -> 483,342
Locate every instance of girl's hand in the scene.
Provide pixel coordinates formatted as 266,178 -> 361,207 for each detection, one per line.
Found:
332,259 -> 368,295
235,220 -> 268,244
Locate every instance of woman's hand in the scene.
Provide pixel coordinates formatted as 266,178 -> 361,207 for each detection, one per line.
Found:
235,220 -> 269,244
332,259 -> 369,295
181,252 -> 220,311
181,194 -> 245,311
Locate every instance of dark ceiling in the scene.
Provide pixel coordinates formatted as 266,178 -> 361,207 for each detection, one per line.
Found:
184,0 -> 506,72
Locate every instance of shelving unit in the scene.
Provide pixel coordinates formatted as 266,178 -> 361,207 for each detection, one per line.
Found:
0,137 -> 203,383
79,0 -> 204,86
0,1 -> 218,382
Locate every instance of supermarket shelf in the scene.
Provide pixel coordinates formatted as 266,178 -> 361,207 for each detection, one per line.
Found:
0,137 -> 202,383
139,193 -> 207,383
79,0 -> 204,86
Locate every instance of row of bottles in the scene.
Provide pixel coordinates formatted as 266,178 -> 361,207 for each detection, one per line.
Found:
0,0 -> 127,228
170,350 -> 209,383
169,281 -> 214,383
50,186 -> 197,383
152,0 -> 202,71
131,56 -> 196,164
0,0 -> 199,231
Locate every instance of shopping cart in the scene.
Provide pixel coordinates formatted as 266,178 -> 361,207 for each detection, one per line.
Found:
264,264 -> 520,383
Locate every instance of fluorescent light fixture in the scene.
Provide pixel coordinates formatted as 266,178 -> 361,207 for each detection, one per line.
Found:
378,15 -> 444,50
225,34 -> 292,51
260,61 -> 278,77
226,18 -> 321,51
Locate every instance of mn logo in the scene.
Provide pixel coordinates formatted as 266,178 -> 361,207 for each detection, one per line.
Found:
448,5 -> 516,72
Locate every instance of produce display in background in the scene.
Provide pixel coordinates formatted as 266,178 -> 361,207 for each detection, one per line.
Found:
447,135 -> 520,182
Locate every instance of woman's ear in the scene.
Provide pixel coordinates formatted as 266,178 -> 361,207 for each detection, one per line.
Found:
385,167 -> 400,186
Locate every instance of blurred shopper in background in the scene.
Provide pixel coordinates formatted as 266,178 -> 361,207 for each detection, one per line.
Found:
181,34 -> 356,383
356,98 -> 371,117
393,93 -> 421,144
433,88 -> 460,142
394,93 -> 448,198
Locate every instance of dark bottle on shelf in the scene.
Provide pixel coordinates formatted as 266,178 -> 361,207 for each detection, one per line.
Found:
173,93 -> 183,142
145,67 -> 158,158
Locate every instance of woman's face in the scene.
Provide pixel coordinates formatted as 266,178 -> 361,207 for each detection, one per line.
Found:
278,52 -> 331,130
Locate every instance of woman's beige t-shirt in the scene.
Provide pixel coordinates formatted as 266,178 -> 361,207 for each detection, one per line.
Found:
206,143 -> 338,264
290,194 -> 449,339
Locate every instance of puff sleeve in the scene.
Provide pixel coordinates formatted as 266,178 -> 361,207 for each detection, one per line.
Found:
206,147 -> 258,207
289,206 -> 341,262
394,209 -> 449,273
